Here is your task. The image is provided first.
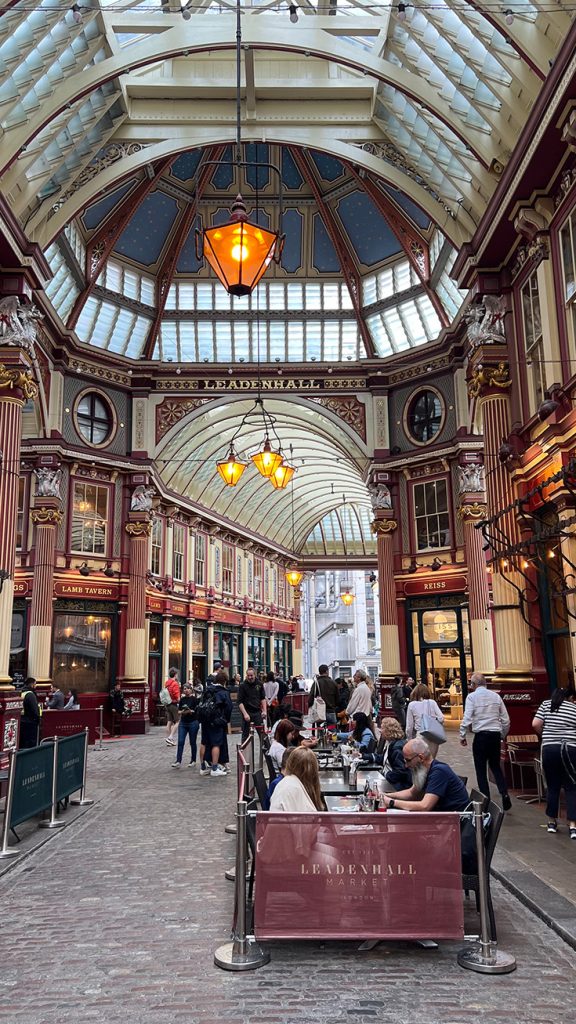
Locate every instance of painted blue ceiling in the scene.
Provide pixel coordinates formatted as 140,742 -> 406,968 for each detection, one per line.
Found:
245,143 -> 270,191
113,191 -> 179,265
313,214 -> 340,273
82,180 -> 136,231
311,151 -> 345,183
281,208 -> 303,273
382,185 -> 431,230
171,151 -> 203,182
337,191 -> 402,266
282,149 -> 303,190
176,223 -> 202,274
212,146 -> 234,190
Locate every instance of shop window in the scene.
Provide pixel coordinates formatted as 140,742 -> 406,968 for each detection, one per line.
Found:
521,271 -> 545,412
560,209 -> 576,362
151,516 -> 163,576
71,481 -> 108,555
52,612 -> 112,692
405,389 -> 444,444
413,479 -> 450,550
169,624 -> 184,677
149,621 -> 162,653
74,391 -> 115,446
16,476 -> 26,550
278,572 -> 286,609
173,522 -> 185,582
254,557 -> 263,601
195,532 -> 206,587
223,543 -> 234,594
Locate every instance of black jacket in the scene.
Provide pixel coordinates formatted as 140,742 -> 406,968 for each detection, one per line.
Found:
365,739 -> 411,790
21,688 -> 40,724
178,695 -> 198,719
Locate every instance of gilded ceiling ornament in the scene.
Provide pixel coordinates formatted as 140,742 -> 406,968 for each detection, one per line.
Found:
371,518 -> 398,535
30,507 -> 63,525
467,362 -> 511,399
0,363 -> 38,401
457,502 -> 487,521
125,521 -> 152,537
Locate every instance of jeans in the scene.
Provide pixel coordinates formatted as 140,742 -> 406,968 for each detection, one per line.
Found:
542,743 -> 576,821
241,712 -> 263,743
472,731 -> 508,799
176,718 -> 199,763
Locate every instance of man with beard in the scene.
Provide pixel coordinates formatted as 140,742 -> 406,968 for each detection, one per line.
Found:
380,735 -> 469,812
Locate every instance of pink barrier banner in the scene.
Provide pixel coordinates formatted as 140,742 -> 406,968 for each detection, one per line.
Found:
254,812 -> 464,941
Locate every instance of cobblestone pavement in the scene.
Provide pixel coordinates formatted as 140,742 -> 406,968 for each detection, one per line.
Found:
0,729 -> 574,1024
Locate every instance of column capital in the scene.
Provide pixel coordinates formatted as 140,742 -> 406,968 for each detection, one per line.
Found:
467,360 -> 512,400
457,501 -> 487,521
371,518 -> 398,535
0,362 -> 38,402
30,505 -> 63,526
125,520 -> 152,537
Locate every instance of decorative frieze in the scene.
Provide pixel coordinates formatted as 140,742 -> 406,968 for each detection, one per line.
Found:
309,395 -> 366,441
457,502 -> 487,521
371,519 -> 398,535
30,507 -> 63,525
467,362 -> 511,399
125,521 -> 152,537
156,397 -> 211,442
0,363 -> 38,401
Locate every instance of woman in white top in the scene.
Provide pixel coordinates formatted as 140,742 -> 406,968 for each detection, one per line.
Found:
263,672 -> 279,706
345,669 -> 374,719
405,683 -> 444,758
533,684 -> 576,838
270,747 -> 326,811
269,719 -> 295,773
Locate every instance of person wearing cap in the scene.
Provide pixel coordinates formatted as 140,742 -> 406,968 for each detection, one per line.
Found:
171,682 -> 200,768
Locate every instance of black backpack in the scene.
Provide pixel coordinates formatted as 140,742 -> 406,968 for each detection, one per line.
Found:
197,686 -> 224,727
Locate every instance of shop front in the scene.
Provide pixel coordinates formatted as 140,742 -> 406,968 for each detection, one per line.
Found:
191,625 -> 207,683
9,600 -> 28,685
248,631 -> 268,675
148,619 -> 163,695
51,599 -> 116,698
213,626 -> 242,680
273,634 -> 292,680
168,617 -> 187,680
404,576 -> 471,724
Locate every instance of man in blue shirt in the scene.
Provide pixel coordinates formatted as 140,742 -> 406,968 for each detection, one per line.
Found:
380,735 -> 469,813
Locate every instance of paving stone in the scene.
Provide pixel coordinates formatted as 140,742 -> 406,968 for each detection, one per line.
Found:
0,728 -> 575,1024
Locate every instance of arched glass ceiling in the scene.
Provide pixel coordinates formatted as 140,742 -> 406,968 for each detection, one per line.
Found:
302,505 -> 376,557
155,397 -> 370,549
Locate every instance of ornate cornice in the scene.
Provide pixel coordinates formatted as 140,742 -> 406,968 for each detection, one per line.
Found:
371,518 -> 398,535
467,362 -> 511,399
125,521 -> 152,537
30,506 -> 63,525
0,364 -> 38,401
457,502 -> 487,521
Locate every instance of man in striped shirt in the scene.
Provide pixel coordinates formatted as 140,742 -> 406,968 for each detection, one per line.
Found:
460,672 -> 512,810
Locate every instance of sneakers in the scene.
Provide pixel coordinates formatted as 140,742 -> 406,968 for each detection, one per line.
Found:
199,763 -> 212,776
210,765 -> 227,777
570,827 -> 576,841
547,820 -> 558,833
502,794 -> 512,812
188,761 -> 197,767
165,738 -> 176,746
171,762 -> 181,769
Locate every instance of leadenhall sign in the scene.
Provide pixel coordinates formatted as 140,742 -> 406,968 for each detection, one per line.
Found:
403,574 -> 467,596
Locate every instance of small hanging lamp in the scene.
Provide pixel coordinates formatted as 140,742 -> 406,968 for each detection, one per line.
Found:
251,437 -> 284,479
340,590 -> 354,606
216,445 -> 247,486
269,458 -> 296,490
285,454 -> 303,587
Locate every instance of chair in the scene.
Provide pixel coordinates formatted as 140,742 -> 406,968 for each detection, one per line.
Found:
508,746 -> 537,799
264,752 -> 278,782
457,775 -> 468,787
246,799 -> 258,907
469,788 -> 489,811
253,768 -> 270,811
534,757 -> 546,803
462,799 -> 505,941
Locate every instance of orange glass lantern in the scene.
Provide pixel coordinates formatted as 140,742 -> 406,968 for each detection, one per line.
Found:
216,446 -> 247,486
201,195 -> 281,297
269,460 -> 296,490
251,438 -> 284,479
285,568 -> 304,588
340,590 -> 354,606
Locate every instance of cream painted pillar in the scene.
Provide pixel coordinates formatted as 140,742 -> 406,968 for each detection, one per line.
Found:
165,519 -> 174,584
242,626 -> 249,678
558,506 -> 576,672
207,622 -> 215,672
162,616 -> 170,682
27,498 -> 63,682
186,618 -> 194,683
458,495 -> 495,675
124,517 -> 152,681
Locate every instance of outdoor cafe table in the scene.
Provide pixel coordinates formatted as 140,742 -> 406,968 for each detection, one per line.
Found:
320,769 -> 379,796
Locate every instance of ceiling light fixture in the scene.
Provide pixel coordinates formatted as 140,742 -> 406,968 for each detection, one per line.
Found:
504,9 -> 514,26
289,4 -> 299,22
340,494 -> 355,606
71,4 -> 83,24
181,4 -> 192,20
196,0 -> 285,296
397,3 -> 408,21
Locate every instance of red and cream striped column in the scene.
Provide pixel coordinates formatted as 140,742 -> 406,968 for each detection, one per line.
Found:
372,517 -> 400,682
28,498 -> 63,682
468,354 -> 532,685
457,494 -> 495,675
124,516 -> 152,682
0,356 -> 38,686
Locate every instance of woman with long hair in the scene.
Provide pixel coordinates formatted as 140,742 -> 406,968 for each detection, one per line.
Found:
533,682 -> 576,838
269,718 -> 296,772
348,712 -> 377,756
372,717 -> 412,791
270,747 -> 326,811
405,682 -> 444,757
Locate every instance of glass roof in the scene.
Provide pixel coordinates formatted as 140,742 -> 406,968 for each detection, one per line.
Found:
1,0 -> 568,365
302,505 -> 376,557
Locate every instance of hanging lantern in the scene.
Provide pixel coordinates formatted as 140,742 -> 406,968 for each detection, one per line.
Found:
200,195 -> 282,298
341,590 -> 354,606
285,568 -> 304,588
251,437 -> 284,478
269,460 -> 296,490
216,446 -> 247,486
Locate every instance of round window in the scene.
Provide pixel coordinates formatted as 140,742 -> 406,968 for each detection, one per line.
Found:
406,389 -> 444,444
75,392 -> 114,446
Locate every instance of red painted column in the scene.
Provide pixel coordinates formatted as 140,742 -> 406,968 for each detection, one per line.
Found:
0,353 -> 38,750
28,497 -> 62,683
121,515 -> 152,733
373,516 -> 400,683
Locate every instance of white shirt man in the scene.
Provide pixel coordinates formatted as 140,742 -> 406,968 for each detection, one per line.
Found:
460,672 -> 511,810
346,670 -> 374,718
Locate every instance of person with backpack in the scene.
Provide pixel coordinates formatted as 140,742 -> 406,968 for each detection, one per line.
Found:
161,667 -> 181,746
198,670 -> 233,778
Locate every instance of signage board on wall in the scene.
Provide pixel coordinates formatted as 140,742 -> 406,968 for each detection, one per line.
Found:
54,582 -> 119,600
403,574 -> 467,597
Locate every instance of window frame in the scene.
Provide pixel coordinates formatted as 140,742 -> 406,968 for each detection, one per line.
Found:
520,269 -> 546,414
172,521 -> 186,583
404,387 -> 445,446
254,556 -> 263,602
559,206 -> 576,365
70,479 -> 110,557
195,532 -> 207,588
222,542 -> 235,595
411,476 -> 451,552
150,516 -> 163,576
73,388 -> 117,449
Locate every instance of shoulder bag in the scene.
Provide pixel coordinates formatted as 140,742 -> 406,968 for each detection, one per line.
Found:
309,680 -> 327,724
419,699 -> 446,745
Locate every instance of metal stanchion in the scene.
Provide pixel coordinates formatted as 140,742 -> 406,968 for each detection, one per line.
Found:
225,763 -> 251,882
39,738 -> 66,831
458,801 -> 516,974
215,795 -> 270,971
70,728 -> 94,807
0,750 -> 19,859
93,706 -> 107,752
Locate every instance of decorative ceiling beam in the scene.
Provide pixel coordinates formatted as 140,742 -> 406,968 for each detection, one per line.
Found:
142,145 -> 226,359
291,147 -> 377,359
66,155 -> 175,330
